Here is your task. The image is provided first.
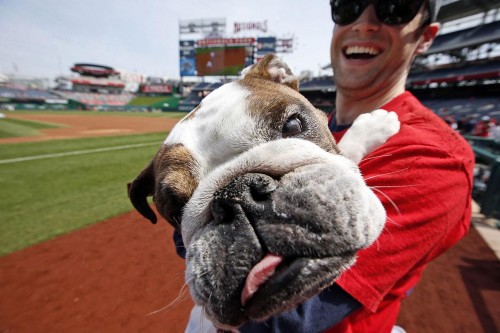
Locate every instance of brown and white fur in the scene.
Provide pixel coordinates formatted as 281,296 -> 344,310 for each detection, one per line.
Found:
128,54 -> 399,330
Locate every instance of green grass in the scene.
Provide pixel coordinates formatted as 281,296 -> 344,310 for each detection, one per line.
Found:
0,117 -> 63,138
0,132 -> 167,256
128,96 -> 180,107
151,96 -> 180,108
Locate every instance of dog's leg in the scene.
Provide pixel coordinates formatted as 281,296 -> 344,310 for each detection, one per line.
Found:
337,109 -> 400,164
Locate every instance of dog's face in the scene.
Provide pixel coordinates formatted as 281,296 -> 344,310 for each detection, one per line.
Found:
129,54 -> 386,329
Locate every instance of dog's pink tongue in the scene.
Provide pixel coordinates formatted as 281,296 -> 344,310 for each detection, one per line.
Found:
241,254 -> 283,306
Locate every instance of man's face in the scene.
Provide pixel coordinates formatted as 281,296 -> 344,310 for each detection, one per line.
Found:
330,4 -> 432,98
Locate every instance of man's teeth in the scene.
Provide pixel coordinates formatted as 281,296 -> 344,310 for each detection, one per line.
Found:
345,46 -> 380,56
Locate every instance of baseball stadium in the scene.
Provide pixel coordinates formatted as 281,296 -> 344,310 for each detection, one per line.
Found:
1,1 -> 499,332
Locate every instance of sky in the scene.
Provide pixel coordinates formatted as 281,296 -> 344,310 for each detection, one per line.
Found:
0,0 -> 334,82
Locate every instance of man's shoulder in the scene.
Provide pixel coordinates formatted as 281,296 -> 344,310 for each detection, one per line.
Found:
385,93 -> 473,161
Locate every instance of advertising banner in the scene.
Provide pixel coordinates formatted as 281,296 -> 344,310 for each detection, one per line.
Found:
180,58 -> 196,76
179,40 -> 196,76
256,37 -> 277,54
141,84 -> 172,94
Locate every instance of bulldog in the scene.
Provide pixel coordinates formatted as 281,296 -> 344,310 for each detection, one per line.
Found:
128,54 -> 399,330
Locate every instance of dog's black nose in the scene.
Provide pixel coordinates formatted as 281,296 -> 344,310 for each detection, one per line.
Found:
211,173 -> 278,225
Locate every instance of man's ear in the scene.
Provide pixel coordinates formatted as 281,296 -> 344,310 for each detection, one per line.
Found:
128,161 -> 157,224
416,22 -> 440,55
241,54 -> 299,91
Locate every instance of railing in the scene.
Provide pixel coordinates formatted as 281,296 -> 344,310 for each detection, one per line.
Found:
464,135 -> 500,218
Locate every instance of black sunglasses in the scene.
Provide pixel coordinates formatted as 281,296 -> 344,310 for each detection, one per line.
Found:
330,0 -> 427,26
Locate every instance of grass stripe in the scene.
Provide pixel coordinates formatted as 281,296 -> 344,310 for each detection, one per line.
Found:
0,142 -> 160,164
0,117 -> 63,138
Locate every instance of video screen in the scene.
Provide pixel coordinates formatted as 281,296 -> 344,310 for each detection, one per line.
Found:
196,46 -> 246,76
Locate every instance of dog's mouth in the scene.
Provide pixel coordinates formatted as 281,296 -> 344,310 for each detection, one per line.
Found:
241,254 -> 285,306
240,251 -> 356,317
241,254 -> 303,309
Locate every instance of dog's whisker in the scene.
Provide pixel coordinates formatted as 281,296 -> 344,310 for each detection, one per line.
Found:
146,298 -> 180,316
172,215 -> 181,228
385,215 -> 402,228
163,270 -> 185,288
364,168 -> 409,181
381,224 -> 396,241
178,275 -> 196,298
371,187 -> 401,216
177,295 -> 193,304
370,184 -> 419,189
383,217 -> 402,243
146,276 -> 196,316
378,214 -> 403,242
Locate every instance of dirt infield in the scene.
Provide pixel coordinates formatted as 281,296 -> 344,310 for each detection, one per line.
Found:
0,210 -> 193,333
397,225 -> 500,333
1,113 -> 499,332
1,113 -> 179,143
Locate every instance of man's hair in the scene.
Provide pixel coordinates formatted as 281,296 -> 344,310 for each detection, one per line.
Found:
421,2 -> 432,27
428,0 -> 443,23
419,0 -> 441,31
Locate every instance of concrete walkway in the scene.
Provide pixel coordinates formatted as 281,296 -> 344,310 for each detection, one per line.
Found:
472,201 -> 500,260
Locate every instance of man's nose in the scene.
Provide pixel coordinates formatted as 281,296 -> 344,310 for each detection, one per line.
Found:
352,4 -> 381,32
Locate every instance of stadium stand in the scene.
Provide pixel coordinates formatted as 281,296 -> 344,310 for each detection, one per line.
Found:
436,0 -> 500,23
54,91 -> 134,107
427,20 -> 500,54
408,60 -> 500,85
419,97 -> 500,120
53,63 -> 134,109
0,86 -> 68,110
1,65 -> 182,112
178,82 -> 223,111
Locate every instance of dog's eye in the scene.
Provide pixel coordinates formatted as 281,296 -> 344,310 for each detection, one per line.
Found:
282,116 -> 303,137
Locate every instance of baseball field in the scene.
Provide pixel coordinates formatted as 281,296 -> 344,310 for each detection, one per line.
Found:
0,110 -> 499,333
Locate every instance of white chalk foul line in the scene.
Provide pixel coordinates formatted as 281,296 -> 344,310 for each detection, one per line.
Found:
0,141 -> 160,165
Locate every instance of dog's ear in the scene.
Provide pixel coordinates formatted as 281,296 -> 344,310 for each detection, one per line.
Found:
242,54 -> 299,91
128,161 -> 157,224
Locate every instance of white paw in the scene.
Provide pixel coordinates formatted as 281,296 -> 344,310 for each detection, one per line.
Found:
338,109 -> 400,164
352,109 -> 400,140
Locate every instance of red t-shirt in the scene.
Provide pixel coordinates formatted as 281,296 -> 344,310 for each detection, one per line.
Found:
326,92 -> 474,333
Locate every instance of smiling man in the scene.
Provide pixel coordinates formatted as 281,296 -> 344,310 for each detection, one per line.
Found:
330,0 -> 439,125
240,0 -> 474,332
